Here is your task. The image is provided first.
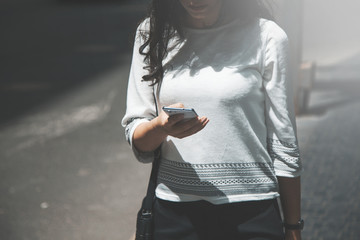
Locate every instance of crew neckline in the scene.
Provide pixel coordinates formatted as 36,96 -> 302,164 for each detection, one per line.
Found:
183,16 -> 240,33
182,16 -> 255,34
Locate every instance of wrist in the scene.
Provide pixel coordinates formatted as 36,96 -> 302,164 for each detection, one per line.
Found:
151,117 -> 168,137
285,229 -> 301,240
284,219 -> 304,231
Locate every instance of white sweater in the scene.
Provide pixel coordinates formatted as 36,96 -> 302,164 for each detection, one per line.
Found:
122,17 -> 302,204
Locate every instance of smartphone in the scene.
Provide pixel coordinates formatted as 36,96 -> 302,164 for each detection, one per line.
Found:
162,106 -> 198,119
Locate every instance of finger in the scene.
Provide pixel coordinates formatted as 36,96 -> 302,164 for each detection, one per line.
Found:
167,114 -> 185,125
176,118 -> 209,139
174,117 -> 209,138
163,116 -> 195,136
172,117 -> 200,132
160,114 -> 185,135
168,102 -> 184,108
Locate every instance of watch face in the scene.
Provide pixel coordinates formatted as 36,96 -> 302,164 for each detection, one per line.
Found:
299,219 -> 305,230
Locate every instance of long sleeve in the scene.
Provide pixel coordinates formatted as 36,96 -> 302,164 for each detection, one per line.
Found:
121,19 -> 157,163
262,22 -> 303,177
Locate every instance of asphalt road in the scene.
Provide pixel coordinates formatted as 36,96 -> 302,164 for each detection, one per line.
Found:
0,0 -> 147,126
1,1 -> 360,240
1,1 -> 150,239
297,77 -> 360,239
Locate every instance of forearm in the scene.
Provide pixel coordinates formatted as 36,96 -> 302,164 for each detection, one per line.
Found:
133,118 -> 168,152
278,176 -> 301,224
278,176 -> 302,239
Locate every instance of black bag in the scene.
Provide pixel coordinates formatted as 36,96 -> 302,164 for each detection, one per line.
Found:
135,150 -> 160,240
135,201 -> 154,240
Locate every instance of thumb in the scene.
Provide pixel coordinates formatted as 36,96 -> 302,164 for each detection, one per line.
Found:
168,102 -> 184,108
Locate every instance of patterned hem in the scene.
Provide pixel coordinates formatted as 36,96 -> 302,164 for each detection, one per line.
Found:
267,138 -> 300,163
158,159 -> 278,197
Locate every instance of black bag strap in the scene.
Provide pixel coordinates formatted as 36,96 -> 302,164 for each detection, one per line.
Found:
141,84 -> 161,211
142,149 -> 160,211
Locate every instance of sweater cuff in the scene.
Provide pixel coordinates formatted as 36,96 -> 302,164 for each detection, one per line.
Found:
267,138 -> 303,177
125,118 -> 155,163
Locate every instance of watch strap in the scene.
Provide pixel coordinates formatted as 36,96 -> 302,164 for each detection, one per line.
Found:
284,219 -> 304,230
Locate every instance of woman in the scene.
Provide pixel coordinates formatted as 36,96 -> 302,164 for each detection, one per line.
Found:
122,0 -> 303,239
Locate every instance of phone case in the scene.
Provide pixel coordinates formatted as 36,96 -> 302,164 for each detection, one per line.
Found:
162,107 -> 198,119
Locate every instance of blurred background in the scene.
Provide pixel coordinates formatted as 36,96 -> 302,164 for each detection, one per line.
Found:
0,0 -> 359,239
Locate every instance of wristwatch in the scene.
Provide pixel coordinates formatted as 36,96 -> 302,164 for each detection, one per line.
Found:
284,219 -> 305,230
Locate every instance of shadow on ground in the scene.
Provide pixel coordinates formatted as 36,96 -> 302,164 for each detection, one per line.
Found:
0,0 -> 148,128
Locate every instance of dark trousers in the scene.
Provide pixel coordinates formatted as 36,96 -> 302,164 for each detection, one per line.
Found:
153,198 -> 285,240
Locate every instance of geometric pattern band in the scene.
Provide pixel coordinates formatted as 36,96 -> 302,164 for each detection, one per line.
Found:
158,159 -> 278,197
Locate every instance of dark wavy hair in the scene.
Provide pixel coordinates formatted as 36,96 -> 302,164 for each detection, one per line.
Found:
138,0 -> 274,85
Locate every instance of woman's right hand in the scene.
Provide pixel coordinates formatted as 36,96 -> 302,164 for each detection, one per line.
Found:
155,103 -> 210,139
133,103 -> 209,152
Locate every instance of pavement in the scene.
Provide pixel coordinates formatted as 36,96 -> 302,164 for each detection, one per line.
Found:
297,66 -> 360,239
0,1 -> 151,240
1,1 -> 360,240
0,0 -> 147,127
